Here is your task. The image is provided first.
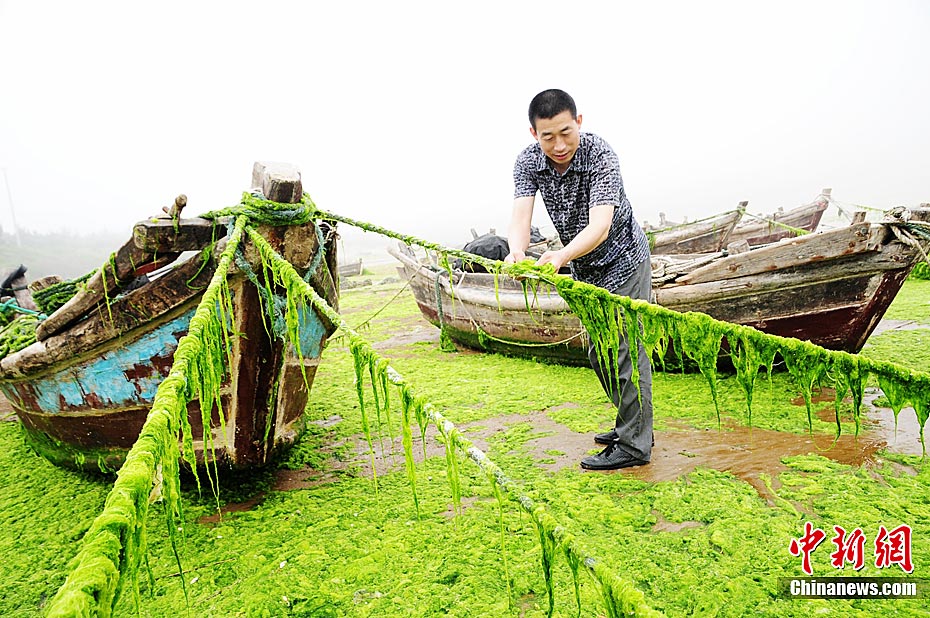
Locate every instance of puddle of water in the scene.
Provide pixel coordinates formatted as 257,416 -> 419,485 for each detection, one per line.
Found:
340,394 -> 927,496
625,393 -> 926,501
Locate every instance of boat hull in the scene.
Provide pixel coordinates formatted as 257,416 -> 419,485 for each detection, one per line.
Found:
0,221 -> 339,472
392,212 -> 927,365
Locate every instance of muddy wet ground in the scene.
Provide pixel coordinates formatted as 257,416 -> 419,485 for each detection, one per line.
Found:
275,386 -> 926,511
324,311 -> 929,498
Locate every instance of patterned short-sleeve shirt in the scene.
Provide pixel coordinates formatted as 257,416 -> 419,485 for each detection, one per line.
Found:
513,132 -> 650,290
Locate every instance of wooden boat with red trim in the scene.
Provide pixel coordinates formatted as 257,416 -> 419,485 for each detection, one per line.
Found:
391,206 -> 930,365
0,163 -> 339,472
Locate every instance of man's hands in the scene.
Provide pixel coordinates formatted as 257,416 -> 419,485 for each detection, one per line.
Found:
504,248 -> 568,272
536,249 -> 569,271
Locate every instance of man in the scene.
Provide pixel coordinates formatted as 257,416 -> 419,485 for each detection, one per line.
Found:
505,89 -> 653,470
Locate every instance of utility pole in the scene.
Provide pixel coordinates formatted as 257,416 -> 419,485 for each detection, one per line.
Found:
1,168 -> 21,247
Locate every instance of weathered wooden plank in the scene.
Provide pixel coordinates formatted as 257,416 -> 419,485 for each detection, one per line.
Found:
676,222 -> 878,285
133,216 -> 222,253
35,236 -> 162,340
664,274 -> 880,323
725,239 -> 750,254
728,191 -> 829,246
656,242 -> 912,307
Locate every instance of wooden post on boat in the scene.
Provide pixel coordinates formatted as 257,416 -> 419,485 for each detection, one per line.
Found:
252,161 -> 303,202
229,161 -> 338,466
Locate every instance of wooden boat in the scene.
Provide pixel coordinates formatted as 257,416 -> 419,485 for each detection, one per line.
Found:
726,189 -> 830,247
646,205 -> 745,254
390,206 -> 930,365
0,162 -> 339,472
338,257 -> 364,277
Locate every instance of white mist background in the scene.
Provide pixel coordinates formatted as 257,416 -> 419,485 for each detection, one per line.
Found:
1,0 -> 928,260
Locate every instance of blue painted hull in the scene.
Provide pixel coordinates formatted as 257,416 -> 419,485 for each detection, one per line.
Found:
0,221 -> 339,472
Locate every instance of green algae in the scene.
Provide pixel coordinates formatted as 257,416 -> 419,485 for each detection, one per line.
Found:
31,270 -> 95,314
6,276 -> 930,617
0,314 -> 39,360
200,191 -> 318,226
727,328 -> 779,426
37,200 -> 930,618
7,415 -> 927,617
909,261 -> 930,280
350,338 -> 380,495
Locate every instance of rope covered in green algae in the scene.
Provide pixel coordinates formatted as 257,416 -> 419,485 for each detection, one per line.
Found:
199,192 -> 317,225
244,227 -> 662,618
45,216 -> 249,618
32,271 -> 95,314
910,261 -> 930,280
317,211 -> 930,453
315,207 -> 507,272
551,275 -> 930,452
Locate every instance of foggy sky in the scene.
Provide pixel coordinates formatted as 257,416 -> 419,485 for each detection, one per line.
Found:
1,1 -> 928,249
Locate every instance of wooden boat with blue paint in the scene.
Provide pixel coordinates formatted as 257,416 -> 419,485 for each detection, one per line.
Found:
0,163 -> 339,472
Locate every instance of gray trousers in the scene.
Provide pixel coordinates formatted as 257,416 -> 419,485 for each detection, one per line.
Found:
587,257 -> 653,460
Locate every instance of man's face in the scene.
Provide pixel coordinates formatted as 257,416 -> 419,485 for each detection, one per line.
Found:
530,110 -> 582,172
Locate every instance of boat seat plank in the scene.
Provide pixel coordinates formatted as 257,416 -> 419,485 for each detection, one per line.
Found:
676,223 -> 881,285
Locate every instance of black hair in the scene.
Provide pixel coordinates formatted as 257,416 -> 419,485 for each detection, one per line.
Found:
528,89 -> 577,129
